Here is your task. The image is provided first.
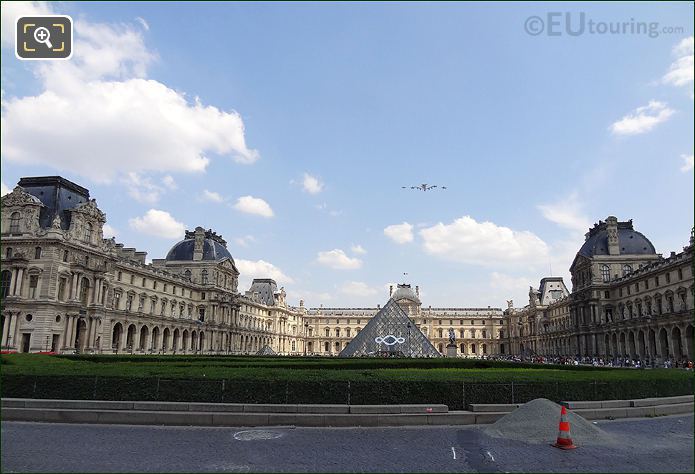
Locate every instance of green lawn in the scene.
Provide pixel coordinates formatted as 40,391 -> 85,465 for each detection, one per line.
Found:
2,353 -> 690,383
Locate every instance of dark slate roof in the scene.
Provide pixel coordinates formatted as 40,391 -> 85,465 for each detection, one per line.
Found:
165,238 -> 233,262
578,227 -> 656,257
18,176 -> 90,230
247,279 -> 278,306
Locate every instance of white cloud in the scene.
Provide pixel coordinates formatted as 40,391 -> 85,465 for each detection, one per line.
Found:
316,249 -> 362,270
1,1 -> 53,45
351,244 -> 367,255
161,175 -> 177,190
1,181 -> 10,196
123,172 -> 164,204
340,281 -> 378,297
384,222 -> 414,244
135,16 -> 150,31
663,36 -> 694,88
610,101 -> 675,136
201,189 -> 224,203
234,235 -> 256,247
236,259 -> 293,291
128,209 -> 185,239
102,223 -> 118,238
681,154 -> 694,172
419,215 -> 549,265
490,272 -> 532,292
302,173 -> 324,194
1,6 -> 259,184
233,195 -> 274,218
537,193 -> 591,234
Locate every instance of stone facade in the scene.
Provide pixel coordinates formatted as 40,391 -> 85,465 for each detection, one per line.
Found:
2,178 -> 691,361
507,217 -> 694,363
306,284 -> 507,357
0,177 -> 308,355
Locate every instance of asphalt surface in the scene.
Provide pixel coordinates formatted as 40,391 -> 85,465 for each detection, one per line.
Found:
1,415 -> 693,472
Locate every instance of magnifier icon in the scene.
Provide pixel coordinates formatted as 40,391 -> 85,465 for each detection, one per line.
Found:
33,27 -> 53,49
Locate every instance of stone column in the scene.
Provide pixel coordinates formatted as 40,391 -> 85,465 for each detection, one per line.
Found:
1,314 -> 11,347
7,314 -> 17,349
134,326 -> 141,352
13,268 -> 24,297
10,269 -> 18,295
70,273 -> 79,300
64,316 -> 73,350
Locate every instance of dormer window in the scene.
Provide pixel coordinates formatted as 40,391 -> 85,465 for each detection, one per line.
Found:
84,222 -> 93,242
9,212 -> 21,233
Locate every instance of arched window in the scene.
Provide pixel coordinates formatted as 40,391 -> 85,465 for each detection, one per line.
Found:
201,269 -> 208,285
0,270 -> 12,299
9,212 -> 21,233
84,222 -> 93,242
346,328 -> 351,338
622,264 -> 633,277
34,247 -> 42,259
325,328 -> 330,337
5,247 -> 12,259
601,264 -> 610,282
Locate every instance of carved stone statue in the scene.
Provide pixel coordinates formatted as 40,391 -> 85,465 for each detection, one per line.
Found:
448,328 -> 456,345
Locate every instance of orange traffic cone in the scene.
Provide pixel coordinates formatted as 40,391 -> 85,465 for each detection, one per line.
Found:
552,405 -> 577,450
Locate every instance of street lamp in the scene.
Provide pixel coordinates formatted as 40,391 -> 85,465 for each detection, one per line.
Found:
304,321 -> 309,357
407,322 -> 411,358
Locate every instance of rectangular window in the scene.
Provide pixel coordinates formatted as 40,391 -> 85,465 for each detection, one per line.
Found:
153,281 -> 158,290
201,292 -> 206,300
655,276 -> 659,286
63,250 -> 69,262
645,279 -> 649,289
142,278 -> 147,288
678,268 -> 683,280
130,274 -> 134,284
29,275 -> 39,299
665,272 -> 671,283
58,278 -> 66,301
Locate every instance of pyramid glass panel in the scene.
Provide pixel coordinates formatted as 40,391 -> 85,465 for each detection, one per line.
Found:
339,298 -> 441,357
256,345 -> 277,356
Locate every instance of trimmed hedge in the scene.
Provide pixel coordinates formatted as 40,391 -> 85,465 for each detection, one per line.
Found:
2,374 -> 691,409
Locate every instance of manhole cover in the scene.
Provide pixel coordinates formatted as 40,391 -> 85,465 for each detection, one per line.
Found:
233,430 -> 284,441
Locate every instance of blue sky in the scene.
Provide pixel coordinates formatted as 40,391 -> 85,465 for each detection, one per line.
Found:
2,1 -> 693,308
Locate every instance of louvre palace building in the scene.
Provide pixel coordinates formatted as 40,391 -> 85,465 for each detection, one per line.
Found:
505,217 -> 694,364
1,176 -> 692,363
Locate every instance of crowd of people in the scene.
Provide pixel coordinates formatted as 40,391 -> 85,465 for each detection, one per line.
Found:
480,353 -> 694,369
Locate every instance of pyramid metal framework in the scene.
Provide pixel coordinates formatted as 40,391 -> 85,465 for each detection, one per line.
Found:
338,298 -> 441,358
256,345 -> 277,356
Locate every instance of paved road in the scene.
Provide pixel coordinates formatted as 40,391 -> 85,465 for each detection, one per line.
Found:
2,415 -> 693,472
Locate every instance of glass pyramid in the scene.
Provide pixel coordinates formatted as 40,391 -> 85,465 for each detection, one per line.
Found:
256,345 -> 277,356
339,298 -> 441,358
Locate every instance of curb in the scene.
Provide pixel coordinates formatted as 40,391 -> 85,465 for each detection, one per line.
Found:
2,396 -> 692,427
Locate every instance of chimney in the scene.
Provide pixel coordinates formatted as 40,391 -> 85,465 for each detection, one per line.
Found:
606,216 -> 619,255
193,226 -> 205,261
389,285 -> 393,297
299,299 -> 304,307
416,286 -> 420,297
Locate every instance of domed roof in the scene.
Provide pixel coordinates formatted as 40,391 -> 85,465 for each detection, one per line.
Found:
577,219 -> 656,258
391,284 -> 421,304
165,228 -> 234,262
